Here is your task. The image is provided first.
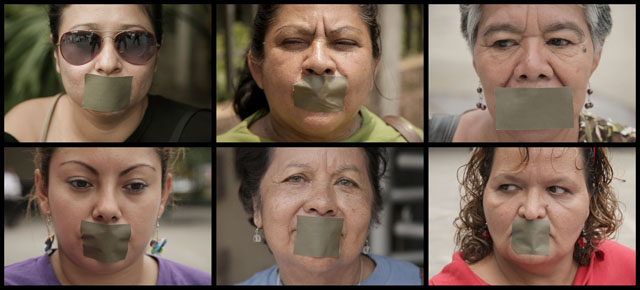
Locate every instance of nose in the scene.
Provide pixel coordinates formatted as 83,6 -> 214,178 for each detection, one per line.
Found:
92,186 -> 122,223
303,180 -> 338,217
302,39 -> 337,76
93,36 -> 123,75
513,39 -> 554,83
518,189 -> 548,220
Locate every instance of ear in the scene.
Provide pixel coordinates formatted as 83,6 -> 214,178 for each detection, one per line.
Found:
158,173 -> 172,218
35,169 -> 51,216
50,34 -> 61,74
590,39 -> 605,76
248,50 -> 264,89
252,197 -> 263,228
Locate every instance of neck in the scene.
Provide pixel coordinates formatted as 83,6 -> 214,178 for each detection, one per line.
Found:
51,249 -> 153,285
480,112 -> 579,142
264,112 -> 362,142
492,252 -> 579,285
278,254 -> 366,285
62,94 -> 147,142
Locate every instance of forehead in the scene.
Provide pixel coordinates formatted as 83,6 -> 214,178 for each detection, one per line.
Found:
59,4 -> 153,32
492,148 -> 584,174
269,5 -> 365,33
52,148 -> 159,166
271,148 -> 367,168
479,5 -> 588,33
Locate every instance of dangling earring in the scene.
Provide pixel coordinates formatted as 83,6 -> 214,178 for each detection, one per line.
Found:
150,220 -> 167,254
362,239 -> 370,254
483,223 -> 491,240
44,216 -> 55,254
577,228 -> 588,248
253,227 -> 262,243
476,84 -> 487,110
584,83 -> 594,109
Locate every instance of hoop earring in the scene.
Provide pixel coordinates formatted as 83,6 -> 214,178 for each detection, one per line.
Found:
476,84 -> 487,110
150,219 -> 167,254
585,83 -> 594,109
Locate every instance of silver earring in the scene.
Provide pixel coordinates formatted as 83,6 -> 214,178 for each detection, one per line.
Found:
44,216 -> 55,254
585,83 -> 594,109
476,84 -> 487,110
362,239 -> 370,254
253,227 -> 261,243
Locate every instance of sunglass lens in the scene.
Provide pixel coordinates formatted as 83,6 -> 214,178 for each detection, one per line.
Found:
60,31 -> 101,65
115,31 -> 157,64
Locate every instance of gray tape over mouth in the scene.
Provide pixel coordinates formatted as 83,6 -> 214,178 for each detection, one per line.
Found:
292,74 -> 347,112
495,87 -> 574,130
81,220 -> 131,263
82,74 -> 133,112
512,219 -> 550,255
293,215 -> 344,258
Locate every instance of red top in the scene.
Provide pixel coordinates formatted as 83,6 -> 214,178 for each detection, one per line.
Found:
429,240 -> 635,285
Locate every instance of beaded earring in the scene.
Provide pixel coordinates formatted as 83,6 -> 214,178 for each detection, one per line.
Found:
476,85 -> 487,110
577,229 -> 588,248
584,83 -> 594,109
150,220 -> 167,254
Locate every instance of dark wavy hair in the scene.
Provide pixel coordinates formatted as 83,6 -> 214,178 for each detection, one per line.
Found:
454,147 -> 623,266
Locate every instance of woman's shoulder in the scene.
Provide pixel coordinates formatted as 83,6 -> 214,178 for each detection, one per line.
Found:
4,95 -> 59,142
4,253 -> 58,285
153,255 -> 211,285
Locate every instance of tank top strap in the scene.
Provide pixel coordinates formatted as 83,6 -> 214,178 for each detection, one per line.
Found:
39,93 -> 64,142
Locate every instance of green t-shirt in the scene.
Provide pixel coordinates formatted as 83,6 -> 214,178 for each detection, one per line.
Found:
217,106 -> 423,142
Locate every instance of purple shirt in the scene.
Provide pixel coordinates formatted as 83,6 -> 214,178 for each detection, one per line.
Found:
4,250 -> 211,285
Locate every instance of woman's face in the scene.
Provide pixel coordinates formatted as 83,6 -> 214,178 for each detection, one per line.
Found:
249,5 -> 379,138
52,5 -> 159,114
255,148 -> 373,271
483,148 -> 590,265
473,5 -> 603,137
38,148 -> 169,273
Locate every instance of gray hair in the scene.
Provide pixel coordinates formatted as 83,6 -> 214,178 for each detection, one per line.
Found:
460,5 -> 612,55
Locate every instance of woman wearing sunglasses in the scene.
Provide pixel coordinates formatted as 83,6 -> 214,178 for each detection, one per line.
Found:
4,5 -> 211,142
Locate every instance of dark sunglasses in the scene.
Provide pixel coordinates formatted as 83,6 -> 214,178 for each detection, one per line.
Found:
57,30 -> 160,65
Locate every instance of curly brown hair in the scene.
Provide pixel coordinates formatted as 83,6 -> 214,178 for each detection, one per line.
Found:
454,147 -> 623,266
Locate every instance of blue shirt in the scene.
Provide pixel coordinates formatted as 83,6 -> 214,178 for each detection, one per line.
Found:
238,254 -> 421,285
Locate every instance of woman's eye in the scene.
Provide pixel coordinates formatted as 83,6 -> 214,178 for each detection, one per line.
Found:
548,186 -> 568,195
284,175 -> 306,184
282,39 -> 307,49
547,38 -> 572,47
333,40 -> 357,49
492,39 -> 517,49
124,182 -> 148,193
498,184 -> 518,192
337,178 -> 358,188
68,179 -> 92,191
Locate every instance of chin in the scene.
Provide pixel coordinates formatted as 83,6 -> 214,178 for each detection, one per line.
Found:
294,255 -> 340,272
295,110 -> 346,133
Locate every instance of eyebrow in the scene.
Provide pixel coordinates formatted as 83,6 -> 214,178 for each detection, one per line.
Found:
482,21 -> 585,40
274,25 -> 362,37
336,165 -> 361,175
69,23 -> 148,31
543,22 -> 585,40
493,173 -> 579,188
59,161 -> 156,176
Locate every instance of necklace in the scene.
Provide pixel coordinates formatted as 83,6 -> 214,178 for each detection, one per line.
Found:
277,255 -> 363,285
